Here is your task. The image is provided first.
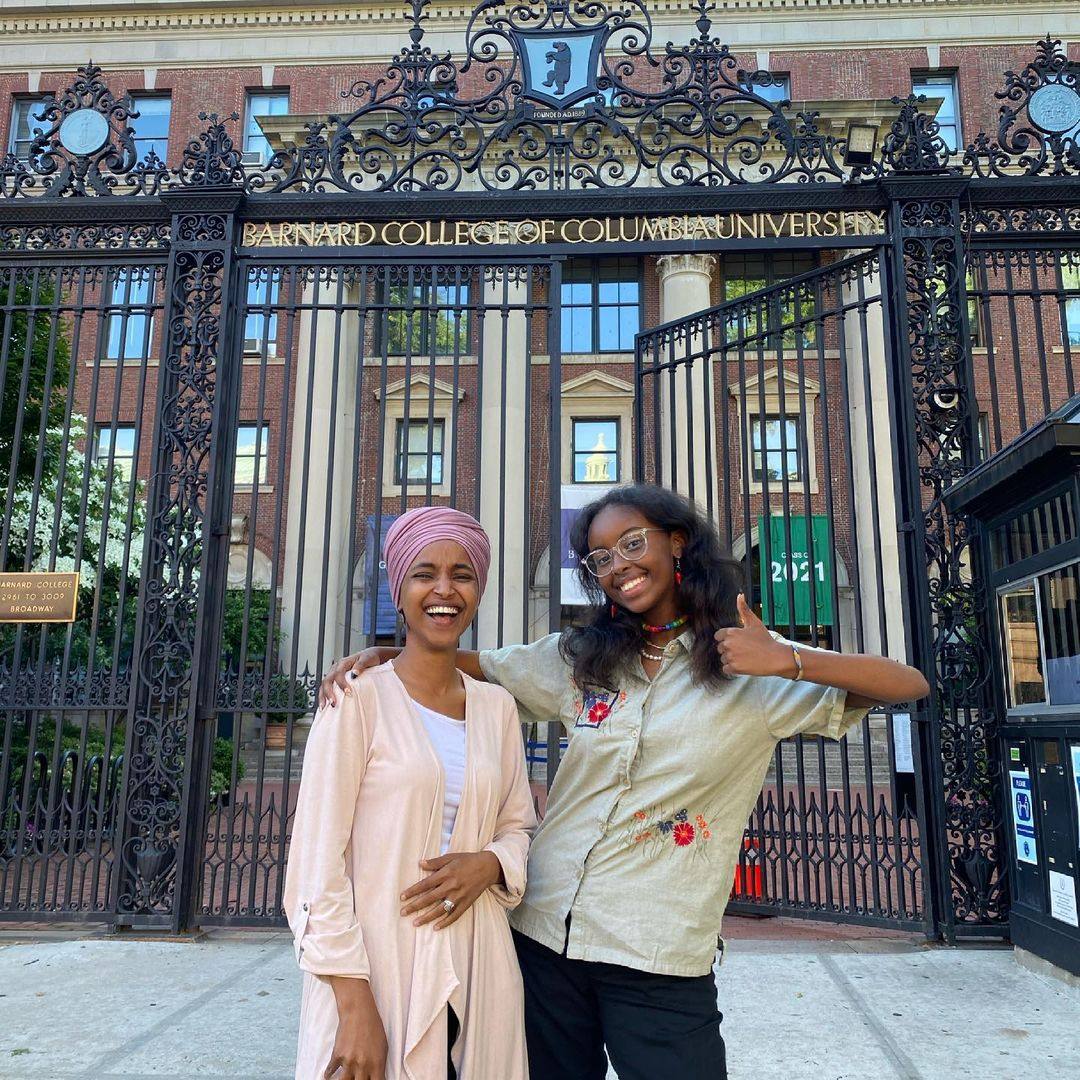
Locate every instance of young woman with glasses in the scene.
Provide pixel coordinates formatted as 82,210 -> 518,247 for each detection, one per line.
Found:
318,483 -> 929,1080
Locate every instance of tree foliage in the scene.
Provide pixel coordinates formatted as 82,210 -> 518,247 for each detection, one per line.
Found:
0,271 -> 71,491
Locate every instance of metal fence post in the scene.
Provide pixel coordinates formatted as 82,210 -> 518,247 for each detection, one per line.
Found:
883,174 -> 1007,941
546,257 -> 564,785
112,123 -> 246,931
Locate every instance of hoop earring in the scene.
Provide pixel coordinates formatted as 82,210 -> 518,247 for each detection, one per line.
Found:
674,557 -> 683,587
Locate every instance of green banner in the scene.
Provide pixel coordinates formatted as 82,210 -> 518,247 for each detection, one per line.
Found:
758,515 -> 834,627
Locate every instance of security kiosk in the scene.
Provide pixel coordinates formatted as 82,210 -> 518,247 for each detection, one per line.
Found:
945,397 -> 1080,977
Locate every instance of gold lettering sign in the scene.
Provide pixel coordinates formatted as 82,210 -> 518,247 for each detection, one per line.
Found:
0,572 -> 80,623
242,211 -> 886,248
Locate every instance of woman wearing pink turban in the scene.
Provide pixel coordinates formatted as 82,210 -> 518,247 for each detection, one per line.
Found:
284,507 -> 536,1080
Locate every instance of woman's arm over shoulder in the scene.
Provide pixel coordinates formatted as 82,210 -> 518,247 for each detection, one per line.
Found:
476,632 -> 570,725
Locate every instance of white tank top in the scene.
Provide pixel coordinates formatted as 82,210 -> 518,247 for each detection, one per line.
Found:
412,700 -> 467,854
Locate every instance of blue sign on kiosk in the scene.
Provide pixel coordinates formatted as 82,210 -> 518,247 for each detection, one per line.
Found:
1010,770 -> 1039,865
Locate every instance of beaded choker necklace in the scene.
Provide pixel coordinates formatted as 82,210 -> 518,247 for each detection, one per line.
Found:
641,614 -> 688,634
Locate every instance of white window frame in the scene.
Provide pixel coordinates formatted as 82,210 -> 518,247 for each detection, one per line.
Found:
740,72 -> 791,104
94,424 -> 137,484
730,368 -> 820,495
129,93 -> 172,162
911,72 -> 961,154
393,416 -> 447,487
105,268 -> 155,363
571,416 -> 621,485
243,271 -> 280,357
234,423 -> 271,489
243,89 -> 289,165
559,371 -> 634,485
8,97 -> 48,160
750,413 -> 805,486
376,374 -> 461,497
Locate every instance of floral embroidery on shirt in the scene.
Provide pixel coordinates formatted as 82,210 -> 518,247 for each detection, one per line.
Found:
625,805 -> 717,859
570,687 -> 627,730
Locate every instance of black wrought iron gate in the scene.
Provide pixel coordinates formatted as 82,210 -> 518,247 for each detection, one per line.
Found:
194,255 -> 561,924
635,248 -> 936,929
1,4 -> 1080,940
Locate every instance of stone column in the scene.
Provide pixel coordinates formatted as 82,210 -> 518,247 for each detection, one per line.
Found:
476,271 -> 529,649
840,267 -> 907,662
656,254 -> 718,514
280,272 -> 360,679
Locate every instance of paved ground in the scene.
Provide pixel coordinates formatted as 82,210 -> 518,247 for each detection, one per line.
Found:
1,919 -> 1078,1079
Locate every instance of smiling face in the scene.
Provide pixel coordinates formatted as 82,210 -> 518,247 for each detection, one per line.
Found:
586,504 -> 685,622
398,539 -> 481,648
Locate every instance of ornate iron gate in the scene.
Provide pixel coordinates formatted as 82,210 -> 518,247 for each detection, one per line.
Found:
635,249 -> 934,929
196,255 -> 560,924
0,2 -> 1078,938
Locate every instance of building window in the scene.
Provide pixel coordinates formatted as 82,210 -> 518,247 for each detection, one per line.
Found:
235,424 -> 269,486
912,73 -> 960,153
740,73 -> 791,103
244,271 -> 280,353
1062,260 -> 1080,348
977,412 -> 990,462
394,418 -> 445,485
751,414 -> 804,484
244,90 -> 289,164
723,252 -> 817,349
561,257 -> 641,354
965,271 -> 983,349
129,94 -> 171,162
8,97 -> 47,159
384,282 -> 470,357
94,424 -> 136,483
106,268 -> 154,360
572,418 -> 620,483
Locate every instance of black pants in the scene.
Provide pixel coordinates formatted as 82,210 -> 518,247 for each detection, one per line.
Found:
513,930 -> 727,1080
447,1007 -> 460,1080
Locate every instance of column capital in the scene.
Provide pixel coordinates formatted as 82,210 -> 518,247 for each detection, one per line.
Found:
656,253 -> 716,280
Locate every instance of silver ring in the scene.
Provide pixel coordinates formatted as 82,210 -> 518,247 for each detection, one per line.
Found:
441,898 -> 455,914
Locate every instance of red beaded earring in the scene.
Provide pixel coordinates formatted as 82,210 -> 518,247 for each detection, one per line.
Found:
674,556 -> 683,587
611,603 -> 618,619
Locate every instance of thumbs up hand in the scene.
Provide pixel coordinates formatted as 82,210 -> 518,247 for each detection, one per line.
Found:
713,594 -> 798,678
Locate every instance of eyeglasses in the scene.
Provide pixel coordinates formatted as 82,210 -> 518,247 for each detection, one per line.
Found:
581,527 -> 668,578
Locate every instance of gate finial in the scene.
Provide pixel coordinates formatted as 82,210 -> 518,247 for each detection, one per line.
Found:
882,93 -> 954,175
408,0 -> 428,45
177,112 -> 246,189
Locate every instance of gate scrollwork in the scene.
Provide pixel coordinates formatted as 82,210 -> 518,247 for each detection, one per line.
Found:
0,62 -> 170,197
892,194 -> 1006,930
966,36 -> 1080,178
4,2 -> 1078,940
115,207 -> 235,919
0,17 -> 1076,196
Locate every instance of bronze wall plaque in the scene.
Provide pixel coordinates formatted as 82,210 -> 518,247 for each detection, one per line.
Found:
0,572 -> 80,623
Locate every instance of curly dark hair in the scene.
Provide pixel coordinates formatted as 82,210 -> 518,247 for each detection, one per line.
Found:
559,484 -> 743,692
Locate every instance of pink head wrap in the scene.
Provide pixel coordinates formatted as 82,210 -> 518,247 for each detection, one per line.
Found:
383,506 -> 492,608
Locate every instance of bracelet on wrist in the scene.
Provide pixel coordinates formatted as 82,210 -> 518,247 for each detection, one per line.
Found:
789,643 -> 804,682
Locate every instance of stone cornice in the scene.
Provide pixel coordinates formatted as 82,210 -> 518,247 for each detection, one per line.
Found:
0,0 -> 1075,36
0,0 -> 1073,76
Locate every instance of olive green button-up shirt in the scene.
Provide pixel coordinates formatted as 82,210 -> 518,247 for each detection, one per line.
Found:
479,631 -> 867,977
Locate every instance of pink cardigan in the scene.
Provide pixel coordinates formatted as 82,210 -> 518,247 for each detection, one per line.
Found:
283,663 -> 536,1080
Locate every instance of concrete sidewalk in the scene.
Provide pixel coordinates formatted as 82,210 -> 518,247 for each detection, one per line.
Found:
1,927 -> 1078,1079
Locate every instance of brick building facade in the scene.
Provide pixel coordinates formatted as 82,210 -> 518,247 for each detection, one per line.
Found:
1,0 -> 1077,675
